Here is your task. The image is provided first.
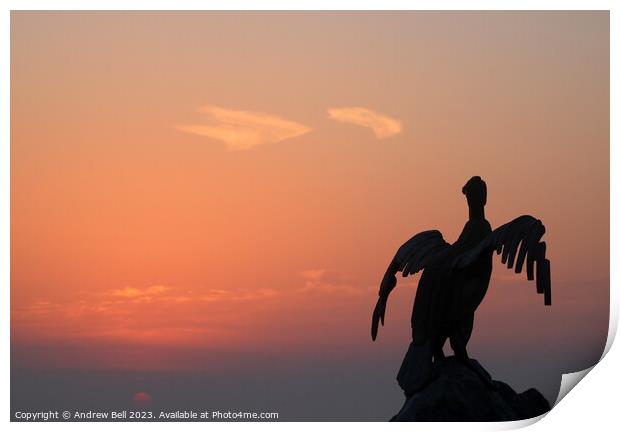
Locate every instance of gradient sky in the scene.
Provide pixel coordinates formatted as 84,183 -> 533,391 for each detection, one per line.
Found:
11,11 -> 609,419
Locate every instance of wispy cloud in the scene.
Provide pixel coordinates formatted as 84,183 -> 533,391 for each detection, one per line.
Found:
110,285 -> 170,299
176,105 -> 311,150
11,285 -> 282,346
11,277 -> 371,355
299,269 -> 368,295
327,106 -> 402,138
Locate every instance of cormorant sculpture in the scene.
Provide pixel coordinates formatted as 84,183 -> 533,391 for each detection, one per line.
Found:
371,176 -> 551,396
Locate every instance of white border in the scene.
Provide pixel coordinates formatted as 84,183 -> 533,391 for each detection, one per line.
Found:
1,1 -> 616,430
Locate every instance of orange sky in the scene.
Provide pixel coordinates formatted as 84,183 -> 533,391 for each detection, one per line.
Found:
11,12 -> 609,374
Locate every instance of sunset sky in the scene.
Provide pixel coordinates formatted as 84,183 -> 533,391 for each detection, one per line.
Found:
11,11 -> 609,419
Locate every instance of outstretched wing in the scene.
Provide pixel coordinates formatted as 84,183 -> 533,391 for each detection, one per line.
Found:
371,230 -> 450,340
452,215 -> 551,305
393,230 -> 451,279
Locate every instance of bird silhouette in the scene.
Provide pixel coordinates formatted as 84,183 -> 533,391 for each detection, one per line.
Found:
371,176 -> 551,396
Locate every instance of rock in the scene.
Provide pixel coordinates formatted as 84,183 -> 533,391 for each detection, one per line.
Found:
391,356 -> 550,421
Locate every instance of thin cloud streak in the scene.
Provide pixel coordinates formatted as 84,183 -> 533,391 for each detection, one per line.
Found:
176,105 -> 311,150
110,285 -> 170,299
327,106 -> 402,138
11,277 -> 369,348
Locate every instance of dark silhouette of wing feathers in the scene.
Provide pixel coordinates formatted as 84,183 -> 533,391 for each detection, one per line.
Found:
393,230 -> 450,277
515,220 -> 540,274
451,215 -> 550,305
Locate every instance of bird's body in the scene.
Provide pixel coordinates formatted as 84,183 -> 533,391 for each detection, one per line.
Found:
371,177 -> 551,397
397,218 -> 493,394
412,218 -> 492,346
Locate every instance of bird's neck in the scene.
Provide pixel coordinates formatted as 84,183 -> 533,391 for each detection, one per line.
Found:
468,205 -> 485,221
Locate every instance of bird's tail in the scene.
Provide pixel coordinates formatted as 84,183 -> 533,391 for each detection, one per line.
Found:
397,340 -> 433,397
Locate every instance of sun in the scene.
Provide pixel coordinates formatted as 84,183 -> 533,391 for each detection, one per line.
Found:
132,392 -> 152,408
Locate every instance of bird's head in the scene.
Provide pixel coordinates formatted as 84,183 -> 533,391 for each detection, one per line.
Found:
462,176 -> 487,208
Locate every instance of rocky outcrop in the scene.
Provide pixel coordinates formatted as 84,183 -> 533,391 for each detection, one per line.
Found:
391,357 -> 550,421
